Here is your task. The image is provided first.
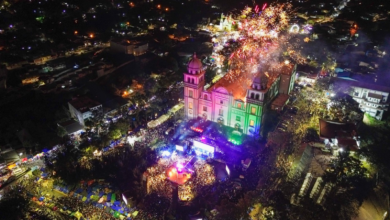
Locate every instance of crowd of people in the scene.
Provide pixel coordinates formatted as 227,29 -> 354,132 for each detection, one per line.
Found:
131,120 -> 173,151
55,197 -> 118,220
145,154 -> 217,203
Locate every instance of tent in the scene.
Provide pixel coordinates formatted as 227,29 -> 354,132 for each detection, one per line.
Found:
74,211 -> 83,220
114,211 -> 121,218
111,193 -> 116,203
91,195 -> 99,202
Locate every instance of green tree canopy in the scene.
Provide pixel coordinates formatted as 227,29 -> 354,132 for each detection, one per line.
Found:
108,128 -> 122,140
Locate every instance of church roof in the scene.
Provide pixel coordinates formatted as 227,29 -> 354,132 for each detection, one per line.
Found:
208,72 -> 259,101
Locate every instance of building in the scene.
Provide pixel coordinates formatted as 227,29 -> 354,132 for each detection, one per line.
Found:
68,97 -> 102,126
290,145 -> 334,206
319,119 -> 359,154
183,54 -> 296,136
110,40 -> 148,56
279,62 -> 297,94
58,120 -> 84,136
333,78 -> 390,120
349,82 -> 390,120
219,14 -> 236,31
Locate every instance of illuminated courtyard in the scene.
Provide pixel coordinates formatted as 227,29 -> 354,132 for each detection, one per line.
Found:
145,153 -> 216,201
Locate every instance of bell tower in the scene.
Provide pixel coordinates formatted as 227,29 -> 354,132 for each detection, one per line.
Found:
184,53 -> 205,119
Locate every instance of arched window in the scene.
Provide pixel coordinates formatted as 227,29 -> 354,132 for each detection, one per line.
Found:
191,78 -> 194,84
237,103 -> 242,108
255,94 -> 260,100
204,94 -> 208,100
250,93 -> 254,99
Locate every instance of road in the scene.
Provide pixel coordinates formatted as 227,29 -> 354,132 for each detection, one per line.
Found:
354,188 -> 388,220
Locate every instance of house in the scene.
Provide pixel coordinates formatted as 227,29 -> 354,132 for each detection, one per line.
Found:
319,119 -> 359,154
110,39 -> 148,56
296,64 -> 319,85
349,82 -> 390,120
271,94 -> 290,112
68,97 -> 102,126
58,120 -> 84,136
333,79 -> 390,120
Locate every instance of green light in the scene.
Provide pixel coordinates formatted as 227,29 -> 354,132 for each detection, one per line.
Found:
36,16 -> 45,23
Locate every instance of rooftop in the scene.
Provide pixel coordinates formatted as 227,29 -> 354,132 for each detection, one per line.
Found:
334,78 -> 390,94
58,120 -> 84,135
69,96 -> 101,113
319,119 -> 356,139
280,63 -> 295,76
111,39 -> 145,46
207,72 -> 258,101
271,94 -> 290,107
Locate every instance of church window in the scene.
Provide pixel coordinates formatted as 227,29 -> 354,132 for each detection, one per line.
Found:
236,116 -> 241,121
237,103 -> 242,109
219,109 -> 223,116
203,106 -> 207,111
189,90 -> 193,98
250,93 -> 254,99
189,102 -> 193,109
251,107 -> 256,114
204,94 -> 208,99
249,120 -> 255,127
255,94 -> 260,100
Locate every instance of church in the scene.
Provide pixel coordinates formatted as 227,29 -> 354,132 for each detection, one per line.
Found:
184,54 -> 296,137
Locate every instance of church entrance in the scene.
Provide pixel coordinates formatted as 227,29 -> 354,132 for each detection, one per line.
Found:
234,123 -> 243,133
217,117 -> 224,125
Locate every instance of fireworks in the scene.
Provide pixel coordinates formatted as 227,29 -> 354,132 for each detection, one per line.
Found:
215,3 -> 306,90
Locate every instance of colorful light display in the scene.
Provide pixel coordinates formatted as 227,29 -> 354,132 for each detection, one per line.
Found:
216,3 -> 306,90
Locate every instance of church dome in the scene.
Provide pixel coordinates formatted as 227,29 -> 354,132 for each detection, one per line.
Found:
187,53 -> 203,74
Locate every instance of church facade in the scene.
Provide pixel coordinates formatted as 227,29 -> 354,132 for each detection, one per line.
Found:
184,55 -> 296,136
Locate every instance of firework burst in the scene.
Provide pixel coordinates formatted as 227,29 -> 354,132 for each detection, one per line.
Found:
219,3 -> 305,89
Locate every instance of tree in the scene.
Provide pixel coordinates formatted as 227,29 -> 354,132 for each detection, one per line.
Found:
112,120 -> 129,134
320,151 -> 374,219
55,106 -> 71,123
139,193 -> 170,219
303,127 -> 319,143
108,128 -> 121,140
83,145 -> 97,156
84,119 -> 94,128
359,126 -> 390,190
144,78 -> 159,95
327,93 -> 363,123
0,188 -> 30,219
57,126 -> 68,138
215,199 -> 241,220
205,68 -> 216,84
